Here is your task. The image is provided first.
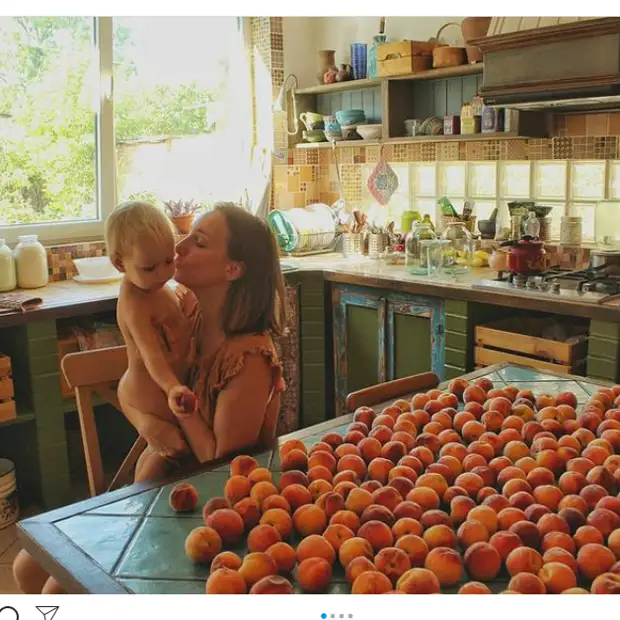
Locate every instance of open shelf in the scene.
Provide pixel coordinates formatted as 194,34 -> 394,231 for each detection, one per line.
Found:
295,63 -> 484,95
295,133 -> 536,149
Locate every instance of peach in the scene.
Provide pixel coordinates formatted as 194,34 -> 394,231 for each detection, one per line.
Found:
308,451 -> 337,474
524,503 -> 551,523
321,433 -> 343,449
532,485 -> 564,511
462,420 -> 486,443
279,439 -> 307,459
351,570 -> 393,594
509,520 -> 541,550
392,517 -> 423,540
248,467 -> 273,485
563,587 -> 591,593
506,546 -> 543,576
361,480 -> 382,493
535,450 -> 564,476
580,484 -> 608,511
247,524 -> 282,553
448,378 -> 469,399
464,385 -> 486,405
602,430 -> 620,452
374,414 -> 396,429
356,437 -> 383,464
458,520 -> 489,549
575,525 -> 605,548
393,501 -> 423,521
396,567 -> 441,594
609,529 -> 620,558
370,425 -> 393,445
577,543 -> 616,580
468,441 -> 495,463
338,536 -> 374,567
345,556 -> 376,585
296,557 -> 331,593
474,377 -> 494,392
412,393 -> 431,410
169,483 -> 199,513
360,504 -> 396,527
410,446 -> 435,467
387,477 -> 415,499
206,568 -> 247,594
367,457 -> 394,485
281,449 -> 308,472
406,487 -> 440,511
307,465 -> 333,484
344,430 -> 366,445
439,392 -> 460,409
458,581 -> 491,594
347,421 -> 370,436
278,470 -> 309,491
587,508 -> 620,538
526,467 -> 555,489
369,488 -> 401,514
497,507 -> 527,530
591,572 -> 620,594
431,411 -> 453,430
463,453 -> 487,471
558,507 -> 586,534
489,531 -> 523,562
515,457 -> 538,475
333,481 -> 358,501
233,497 -> 261,531
424,400 -> 444,416
395,534 -> 429,567
392,432 -> 416,452
411,409 -> 431,429
416,433 -> 442,454
330,509 -> 361,533
543,547 -> 579,574
316,492 -> 345,519
558,471 -> 587,496
422,546 -> 462,586
488,397 -> 512,418
498,466 -> 527,488
477,486 -> 498,503
512,404 -> 536,423
345,487 -> 374,516
230,455 -> 259,478
559,494 -> 589,515
250,481 -> 278,506
483,494 -> 510,514
309,441 -> 334,457
389,465 -> 418,484
280,483 -> 312,510
535,394 -> 556,410
468,505 -> 498,535
423,524 -> 457,550
266,541 -> 297,574
359,520 -> 394,552
293,504 -> 327,537
415,472 -> 448,498
537,513 -> 570,537
296,534 -> 336,565
522,421 -> 544,444
205,508 -> 245,545
572,429 -> 597,451
393,418 -> 417,436
202,497 -> 232,521
454,472 -> 485,498
587,466 -> 617,494
375,547 -> 412,585
541,531 -> 576,554
507,573 -> 546,594
509,491 -> 535,510
454,412 -> 476,434
211,550 -> 243,573
262,495 -> 291,513
420,509 -> 452,530
354,407 -> 376,427
323,524 -> 355,552
582,446 -> 610,467
249,575 -> 294,594
260,508 -> 293,539
184,526 -> 222,564
462,541 -> 501,581
450,495 -> 476,525
503,415 -> 525,432
438,429 -> 463,447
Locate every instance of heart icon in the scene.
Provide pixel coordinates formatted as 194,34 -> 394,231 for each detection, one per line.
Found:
0,607 -> 19,620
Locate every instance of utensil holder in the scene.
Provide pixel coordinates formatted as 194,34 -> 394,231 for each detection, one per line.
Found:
442,216 -> 477,234
368,233 -> 387,259
342,233 -> 364,257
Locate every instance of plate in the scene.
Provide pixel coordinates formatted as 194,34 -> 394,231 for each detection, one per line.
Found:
74,274 -> 122,284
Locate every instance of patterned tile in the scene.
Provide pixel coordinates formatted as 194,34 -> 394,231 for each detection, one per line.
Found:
553,137 -> 573,160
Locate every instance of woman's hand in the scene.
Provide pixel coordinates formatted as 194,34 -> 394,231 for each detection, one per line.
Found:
139,416 -> 189,458
168,385 -> 198,418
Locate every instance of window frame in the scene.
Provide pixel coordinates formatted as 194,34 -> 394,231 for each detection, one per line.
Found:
0,16 -> 252,246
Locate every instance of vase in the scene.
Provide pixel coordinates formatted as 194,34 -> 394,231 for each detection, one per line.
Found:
368,35 -> 386,79
170,215 -> 194,234
317,50 -> 336,84
461,17 -> 491,63
335,64 -> 352,82
350,43 -> 367,80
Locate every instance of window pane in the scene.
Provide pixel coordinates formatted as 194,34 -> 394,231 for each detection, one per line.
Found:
610,161 -> 620,199
501,162 -> 530,198
469,163 -> 496,197
113,17 -> 248,208
413,163 -> 436,197
0,17 -> 97,225
534,161 -> 567,199
568,203 -> 596,241
439,162 -> 466,197
571,162 -> 606,200
473,201 -> 497,223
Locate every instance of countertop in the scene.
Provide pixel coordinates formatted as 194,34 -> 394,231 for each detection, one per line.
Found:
1,254 -> 619,328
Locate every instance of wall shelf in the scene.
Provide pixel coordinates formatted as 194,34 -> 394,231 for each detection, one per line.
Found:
295,63 -> 484,95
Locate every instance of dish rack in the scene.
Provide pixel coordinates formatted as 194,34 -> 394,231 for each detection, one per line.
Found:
276,231 -> 342,257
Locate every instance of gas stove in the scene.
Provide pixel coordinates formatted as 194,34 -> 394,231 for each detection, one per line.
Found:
472,267 -> 620,304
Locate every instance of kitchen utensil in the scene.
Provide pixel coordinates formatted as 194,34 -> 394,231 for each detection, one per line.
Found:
356,124 -> 382,140
368,232 -> 387,259
324,129 -> 343,141
367,147 -> 399,206
342,232 -> 364,257
431,23 -> 467,68
528,205 -> 554,218
461,17 -> 491,63
508,201 -> 535,216
340,124 -> 362,140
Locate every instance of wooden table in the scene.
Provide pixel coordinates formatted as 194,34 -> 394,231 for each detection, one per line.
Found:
17,363 -> 610,594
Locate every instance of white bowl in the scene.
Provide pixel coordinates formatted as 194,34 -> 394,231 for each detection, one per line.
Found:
73,257 -> 120,280
356,124 -> 382,140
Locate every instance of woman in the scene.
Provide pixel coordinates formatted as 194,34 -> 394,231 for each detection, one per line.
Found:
13,202 -> 287,594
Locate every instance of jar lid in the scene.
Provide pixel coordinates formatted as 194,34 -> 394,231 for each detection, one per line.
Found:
17,234 -> 39,243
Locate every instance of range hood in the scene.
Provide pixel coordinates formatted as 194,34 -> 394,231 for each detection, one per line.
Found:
470,18 -> 620,112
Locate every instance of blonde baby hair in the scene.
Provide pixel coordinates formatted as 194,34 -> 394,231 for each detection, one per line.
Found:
105,201 -> 175,259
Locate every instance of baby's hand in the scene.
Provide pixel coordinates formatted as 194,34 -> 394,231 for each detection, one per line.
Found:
168,385 -> 197,418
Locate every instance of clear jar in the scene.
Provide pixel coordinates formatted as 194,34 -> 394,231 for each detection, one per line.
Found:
405,222 -> 437,275
0,239 -> 17,292
560,216 -> 582,246
441,222 -> 474,275
13,235 -> 49,289
524,211 -> 541,238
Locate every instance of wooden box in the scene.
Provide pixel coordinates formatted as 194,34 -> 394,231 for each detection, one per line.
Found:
57,334 -> 80,398
475,317 -> 588,375
377,41 -> 434,77
0,354 -> 16,422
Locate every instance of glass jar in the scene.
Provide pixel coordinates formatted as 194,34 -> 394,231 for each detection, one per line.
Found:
405,222 -> 437,275
0,239 -> 17,292
13,235 -> 49,289
560,216 -> 582,246
524,211 -> 541,238
441,222 -> 474,275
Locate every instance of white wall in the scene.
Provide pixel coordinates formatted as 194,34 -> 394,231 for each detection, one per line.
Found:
283,17 -> 468,88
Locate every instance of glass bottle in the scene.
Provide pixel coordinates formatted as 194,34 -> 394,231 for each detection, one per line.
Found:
13,234 -> 49,289
0,239 -> 17,292
422,213 -> 436,232
405,222 -> 437,275
441,222 -> 473,275
368,34 -> 387,79
524,211 -> 541,238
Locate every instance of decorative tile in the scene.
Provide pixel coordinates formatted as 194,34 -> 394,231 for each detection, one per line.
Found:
437,142 -> 460,161
553,137 -> 574,160
528,139 -> 553,160
566,114 -> 587,137
505,139 -> 528,160
553,114 -> 568,137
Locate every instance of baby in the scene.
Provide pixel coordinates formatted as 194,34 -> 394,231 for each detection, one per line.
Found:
105,201 -> 214,480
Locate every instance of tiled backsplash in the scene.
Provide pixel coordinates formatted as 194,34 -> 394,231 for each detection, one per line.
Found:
47,242 -> 107,282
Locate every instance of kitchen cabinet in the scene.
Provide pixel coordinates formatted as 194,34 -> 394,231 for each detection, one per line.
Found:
332,284 -> 445,416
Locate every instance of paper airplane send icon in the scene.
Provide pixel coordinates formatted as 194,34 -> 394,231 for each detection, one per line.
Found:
36,607 -> 59,620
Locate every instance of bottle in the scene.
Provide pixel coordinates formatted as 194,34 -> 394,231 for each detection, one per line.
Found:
405,222 -> 437,275
437,197 -> 458,218
13,235 -> 49,289
0,239 -> 17,292
525,211 -> 541,238
422,214 -> 435,232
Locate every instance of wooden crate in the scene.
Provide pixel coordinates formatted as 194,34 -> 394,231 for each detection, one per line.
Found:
0,354 -> 16,422
377,41 -> 434,77
57,334 -> 80,398
475,317 -> 588,375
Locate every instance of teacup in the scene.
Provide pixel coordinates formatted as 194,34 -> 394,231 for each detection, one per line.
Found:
300,112 -> 324,131
323,114 -> 340,132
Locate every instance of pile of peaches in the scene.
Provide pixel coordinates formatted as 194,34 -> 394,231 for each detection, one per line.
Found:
170,376 -> 620,595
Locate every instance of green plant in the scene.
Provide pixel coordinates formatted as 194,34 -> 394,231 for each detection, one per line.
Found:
163,199 -> 202,217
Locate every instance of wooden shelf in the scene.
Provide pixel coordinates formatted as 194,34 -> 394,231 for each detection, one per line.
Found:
295,63 -> 484,95
0,412 -> 35,427
295,132 -> 535,149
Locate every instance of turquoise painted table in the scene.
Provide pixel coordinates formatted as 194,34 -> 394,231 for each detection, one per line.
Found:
17,364 -> 611,594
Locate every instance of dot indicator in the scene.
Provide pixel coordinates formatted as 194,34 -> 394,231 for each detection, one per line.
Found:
321,615 -> 327,619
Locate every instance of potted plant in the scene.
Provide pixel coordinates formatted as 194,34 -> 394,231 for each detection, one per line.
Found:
164,199 -> 202,234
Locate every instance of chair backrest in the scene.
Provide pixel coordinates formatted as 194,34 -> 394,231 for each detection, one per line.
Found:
61,346 -> 129,496
345,371 -> 440,412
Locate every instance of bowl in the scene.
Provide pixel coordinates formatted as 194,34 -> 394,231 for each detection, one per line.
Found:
324,129 -> 343,141
340,124 -> 362,140
73,257 -> 121,281
335,109 -> 365,126
356,124 -> 382,140
302,130 -> 326,143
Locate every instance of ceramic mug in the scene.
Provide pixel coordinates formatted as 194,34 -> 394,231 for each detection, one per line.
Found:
300,112 -> 324,131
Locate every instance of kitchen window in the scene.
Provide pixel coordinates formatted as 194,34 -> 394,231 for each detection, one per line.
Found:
0,16 -> 252,244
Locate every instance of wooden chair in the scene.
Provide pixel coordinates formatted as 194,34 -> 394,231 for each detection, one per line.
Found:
345,371 -> 440,412
61,345 -> 147,497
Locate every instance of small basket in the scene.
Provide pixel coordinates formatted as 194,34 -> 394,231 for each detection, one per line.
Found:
431,23 -> 467,68
342,233 -> 364,257
442,215 -> 477,234
368,233 -> 387,259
